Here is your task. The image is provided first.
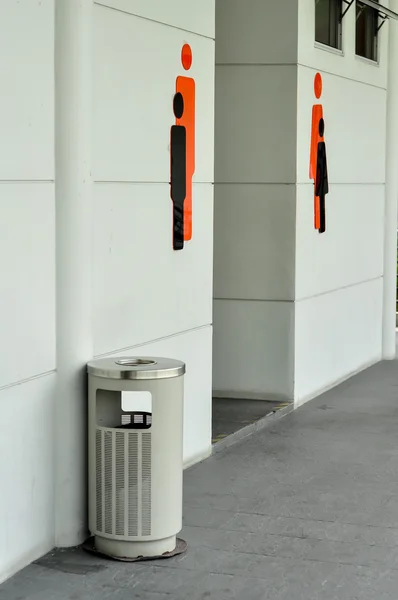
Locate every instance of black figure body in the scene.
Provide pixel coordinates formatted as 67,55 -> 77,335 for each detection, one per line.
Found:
170,92 -> 187,250
315,119 -> 329,234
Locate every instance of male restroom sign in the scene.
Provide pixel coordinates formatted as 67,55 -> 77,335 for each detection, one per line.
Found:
170,43 -> 196,251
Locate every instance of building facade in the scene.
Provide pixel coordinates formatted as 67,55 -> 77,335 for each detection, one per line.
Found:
0,0 -> 397,584
213,0 -> 398,404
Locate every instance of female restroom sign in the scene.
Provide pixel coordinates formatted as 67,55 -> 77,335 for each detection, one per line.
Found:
170,44 -> 196,250
310,73 -> 329,234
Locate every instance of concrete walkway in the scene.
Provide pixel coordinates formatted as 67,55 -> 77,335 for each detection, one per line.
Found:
2,358 -> 398,599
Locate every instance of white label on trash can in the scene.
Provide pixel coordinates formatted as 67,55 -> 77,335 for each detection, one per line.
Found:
121,390 -> 152,413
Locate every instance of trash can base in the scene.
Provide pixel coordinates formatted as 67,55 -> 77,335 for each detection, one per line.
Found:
82,536 -> 187,562
95,534 -> 176,559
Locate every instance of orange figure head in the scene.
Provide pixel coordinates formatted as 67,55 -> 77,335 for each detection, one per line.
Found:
314,72 -> 322,99
181,44 -> 192,71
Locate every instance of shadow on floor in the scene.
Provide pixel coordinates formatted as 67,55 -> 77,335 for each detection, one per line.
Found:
212,397 -> 287,444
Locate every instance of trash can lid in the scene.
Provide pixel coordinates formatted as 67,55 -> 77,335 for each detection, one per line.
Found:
87,356 -> 185,380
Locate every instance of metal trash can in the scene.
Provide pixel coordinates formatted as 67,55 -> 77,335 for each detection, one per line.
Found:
87,356 -> 185,559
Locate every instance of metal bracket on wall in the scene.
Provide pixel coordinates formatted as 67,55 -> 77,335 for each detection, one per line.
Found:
377,15 -> 388,31
360,0 -> 398,20
341,0 -> 398,21
341,0 -> 355,20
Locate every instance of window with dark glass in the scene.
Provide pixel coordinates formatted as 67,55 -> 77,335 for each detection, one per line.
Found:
315,0 -> 343,50
356,0 -> 379,61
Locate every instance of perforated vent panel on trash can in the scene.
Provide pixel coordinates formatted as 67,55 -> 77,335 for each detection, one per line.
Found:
95,427 -> 152,537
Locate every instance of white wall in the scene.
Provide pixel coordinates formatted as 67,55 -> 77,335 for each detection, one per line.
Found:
92,1 -> 215,464
295,0 -> 387,404
213,0 -> 299,399
214,0 -> 389,404
0,0 -> 392,583
0,0 -> 55,583
0,0 -> 215,584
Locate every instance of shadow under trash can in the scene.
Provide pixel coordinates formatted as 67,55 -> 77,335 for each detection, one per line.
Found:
85,356 -> 186,562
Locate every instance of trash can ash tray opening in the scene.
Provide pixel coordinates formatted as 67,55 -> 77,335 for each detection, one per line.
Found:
115,359 -> 157,367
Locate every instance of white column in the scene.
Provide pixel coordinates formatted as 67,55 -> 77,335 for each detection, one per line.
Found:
54,0 -> 93,545
383,4 -> 398,359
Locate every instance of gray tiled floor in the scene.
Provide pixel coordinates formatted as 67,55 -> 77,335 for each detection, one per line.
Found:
2,357 -> 398,599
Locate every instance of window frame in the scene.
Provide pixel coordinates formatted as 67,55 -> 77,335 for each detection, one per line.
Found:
355,0 -> 380,62
315,0 -> 344,52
